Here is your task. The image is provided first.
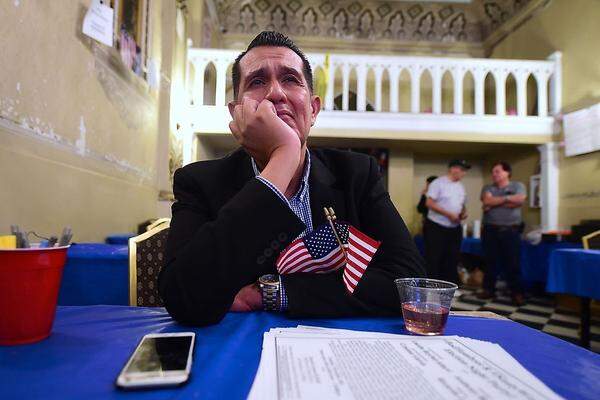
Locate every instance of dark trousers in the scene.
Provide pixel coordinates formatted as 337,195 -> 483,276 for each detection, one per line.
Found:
424,219 -> 462,284
482,224 -> 522,294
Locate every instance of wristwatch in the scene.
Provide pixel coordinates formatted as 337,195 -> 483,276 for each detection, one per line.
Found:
258,274 -> 281,311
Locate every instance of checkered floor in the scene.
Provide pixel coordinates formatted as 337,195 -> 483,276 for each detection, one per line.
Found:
453,287 -> 600,353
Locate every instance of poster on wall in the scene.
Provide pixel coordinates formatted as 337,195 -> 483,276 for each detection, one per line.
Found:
563,103 -> 600,157
82,0 -> 114,46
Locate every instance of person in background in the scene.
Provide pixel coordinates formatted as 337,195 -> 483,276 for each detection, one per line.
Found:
417,175 -> 438,222
478,161 -> 526,306
424,161 -> 469,284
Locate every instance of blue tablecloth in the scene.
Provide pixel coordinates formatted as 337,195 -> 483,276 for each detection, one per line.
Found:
57,243 -> 129,306
461,237 -> 483,256
413,235 -> 484,257
1,306 -> 599,399
105,234 -> 135,245
521,241 -> 582,283
547,249 -> 600,300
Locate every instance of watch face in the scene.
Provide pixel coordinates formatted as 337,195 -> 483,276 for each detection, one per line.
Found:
259,274 -> 279,286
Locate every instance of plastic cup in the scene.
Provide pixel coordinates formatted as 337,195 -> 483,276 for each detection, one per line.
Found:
0,246 -> 69,345
395,278 -> 457,335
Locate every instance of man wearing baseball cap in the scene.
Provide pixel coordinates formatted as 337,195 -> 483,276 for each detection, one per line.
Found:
423,159 -> 470,284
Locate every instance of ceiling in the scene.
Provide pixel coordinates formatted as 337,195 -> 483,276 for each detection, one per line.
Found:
206,0 -> 547,56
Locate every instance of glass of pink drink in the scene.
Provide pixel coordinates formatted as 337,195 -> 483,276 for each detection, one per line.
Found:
395,278 -> 458,335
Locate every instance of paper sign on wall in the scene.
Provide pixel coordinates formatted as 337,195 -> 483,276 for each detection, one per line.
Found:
82,0 -> 114,47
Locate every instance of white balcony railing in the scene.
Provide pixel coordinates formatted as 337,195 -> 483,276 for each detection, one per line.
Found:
184,47 -> 562,163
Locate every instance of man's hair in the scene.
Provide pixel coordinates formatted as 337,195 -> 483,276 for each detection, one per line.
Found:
231,31 -> 313,100
492,161 -> 512,177
426,175 -> 438,184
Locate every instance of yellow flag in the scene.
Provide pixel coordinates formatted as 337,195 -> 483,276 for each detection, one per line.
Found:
315,53 -> 330,102
0,235 -> 17,249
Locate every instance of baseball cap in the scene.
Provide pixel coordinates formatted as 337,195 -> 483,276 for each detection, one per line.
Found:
448,159 -> 471,170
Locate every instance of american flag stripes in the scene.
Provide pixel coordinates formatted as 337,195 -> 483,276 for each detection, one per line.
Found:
275,221 -> 380,293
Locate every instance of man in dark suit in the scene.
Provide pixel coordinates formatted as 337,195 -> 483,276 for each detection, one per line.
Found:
159,31 -> 424,326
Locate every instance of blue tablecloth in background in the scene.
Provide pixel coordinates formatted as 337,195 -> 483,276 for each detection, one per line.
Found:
57,243 -> 129,306
105,234 -> 135,245
547,249 -> 600,299
414,235 -> 484,256
1,306 -> 598,399
521,241 -> 582,283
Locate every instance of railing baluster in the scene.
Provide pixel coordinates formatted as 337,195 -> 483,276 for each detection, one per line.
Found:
410,66 -> 422,113
474,68 -> 486,116
432,66 -> 442,115
375,66 -> 384,112
325,61 -> 335,111
342,64 -> 350,111
215,59 -> 229,107
494,69 -> 508,116
535,71 -> 549,117
547,52 -> 562,116
357,64 -> 368,112
389,66 -> 400,113
193,59 -> 209,106
516,71 -> 528,117
452,67 -> 464,115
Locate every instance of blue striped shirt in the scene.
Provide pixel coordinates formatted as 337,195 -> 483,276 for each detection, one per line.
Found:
252,151 -> 313,239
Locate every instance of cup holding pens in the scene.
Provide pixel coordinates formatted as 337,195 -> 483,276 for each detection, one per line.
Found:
0,245 -> 69,345
395,278 -> 457,335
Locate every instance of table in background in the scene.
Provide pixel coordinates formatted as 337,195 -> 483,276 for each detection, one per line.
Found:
105,234 -> 135,245
413,235 -> 483,257
57,243 -> 129,306
1,306 -> 599,400
547,248 -> 600,348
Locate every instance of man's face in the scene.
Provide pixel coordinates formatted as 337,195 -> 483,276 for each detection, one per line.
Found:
234,46 -> 321,145
449,166 -> 467,181
491,165 -> 509,184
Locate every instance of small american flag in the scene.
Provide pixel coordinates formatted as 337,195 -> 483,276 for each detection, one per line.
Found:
275,221 -> 381,293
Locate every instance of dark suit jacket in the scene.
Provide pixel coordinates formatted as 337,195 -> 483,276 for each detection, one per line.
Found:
159,147 -> 425,326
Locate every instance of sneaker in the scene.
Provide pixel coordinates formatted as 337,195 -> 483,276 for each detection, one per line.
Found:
511,293 -> 525,307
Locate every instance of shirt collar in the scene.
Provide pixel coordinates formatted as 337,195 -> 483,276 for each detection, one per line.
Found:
251,150 -> 311,201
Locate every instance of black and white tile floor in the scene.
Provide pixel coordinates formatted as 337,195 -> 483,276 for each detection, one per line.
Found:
452,287 -> 600,353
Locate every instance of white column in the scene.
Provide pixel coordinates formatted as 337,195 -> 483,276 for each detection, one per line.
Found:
432,66 -> 442,114
356,64 -> 368,112
410,67 -> 421,113
192,59 -> 208,105
474,68 -> 486,116
452,68 -> 464,115
547,52 -> 562,115
516,71 -> 528,117
535,72 -> 549,117
494,70 -> 508,116
389,66 -> 400,113
342,64 -> 350,111
374,66 -> 384,112
538,142 -> 560,231
214,60 -> 229,106
325,62 -> 335,111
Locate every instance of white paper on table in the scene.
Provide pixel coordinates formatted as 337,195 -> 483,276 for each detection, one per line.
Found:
248,327 -> 563,400
82,0 -> 114,47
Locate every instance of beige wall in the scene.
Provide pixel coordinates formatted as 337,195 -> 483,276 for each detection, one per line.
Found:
0,1 -> 179,241
492,0 -> 600,228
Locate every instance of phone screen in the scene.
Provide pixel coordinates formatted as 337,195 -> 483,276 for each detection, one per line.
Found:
125,336 -> 193,373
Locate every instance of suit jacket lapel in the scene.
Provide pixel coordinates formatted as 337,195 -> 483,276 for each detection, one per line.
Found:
308,150 -> 346,229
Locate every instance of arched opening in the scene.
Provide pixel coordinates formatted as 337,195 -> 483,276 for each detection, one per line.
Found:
398,68 -> 411,113
441,70 -> 454,114
505,73 -> 517,116
420,69 -> 433,113
484,72 -> 496,115
463,70 -> 475,114
203,61 -> 217,106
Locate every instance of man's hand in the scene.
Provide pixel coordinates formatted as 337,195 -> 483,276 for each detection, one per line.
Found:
228,98 -> 301,165
230,283 -> 263,312
447,212 -> 461,224
459,210 -> 468,221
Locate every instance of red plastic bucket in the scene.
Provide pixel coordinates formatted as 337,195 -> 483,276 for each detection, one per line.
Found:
0,246 -> 69,345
